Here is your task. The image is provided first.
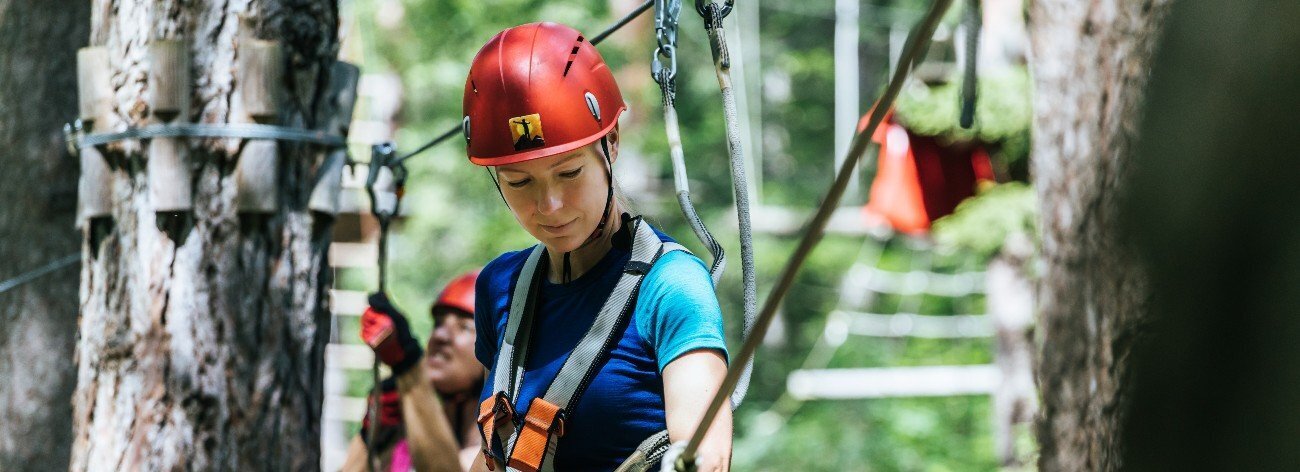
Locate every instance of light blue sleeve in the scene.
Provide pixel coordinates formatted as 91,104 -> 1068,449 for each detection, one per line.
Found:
635,250 -> 730,372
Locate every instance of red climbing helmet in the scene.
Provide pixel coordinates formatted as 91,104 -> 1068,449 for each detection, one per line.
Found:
462,22 -> 626,166
431,270 -> 479,317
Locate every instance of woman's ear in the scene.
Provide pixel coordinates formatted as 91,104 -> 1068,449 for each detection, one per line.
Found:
605,125 -> 620,164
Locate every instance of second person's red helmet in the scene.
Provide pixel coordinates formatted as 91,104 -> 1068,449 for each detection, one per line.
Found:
432,270 -> 479,317
462,22 -> 626,166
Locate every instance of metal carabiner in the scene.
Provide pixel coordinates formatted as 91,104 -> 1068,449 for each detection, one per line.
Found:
651,44 -> 678,86
695,0 -> 733,20
655,0 -> 682,47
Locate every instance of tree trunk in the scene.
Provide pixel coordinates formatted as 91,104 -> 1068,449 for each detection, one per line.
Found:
1027,0 -> 1171,470
71,2 -> 339,470
0,1 -> 89,469
1120,1 -> 1300,469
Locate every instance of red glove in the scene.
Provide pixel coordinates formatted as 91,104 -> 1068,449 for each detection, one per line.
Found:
361,292 -> 423,376
360,377 -> 402,444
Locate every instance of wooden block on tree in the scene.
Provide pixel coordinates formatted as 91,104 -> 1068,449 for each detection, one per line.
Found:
148,40 -> 190,123
235,141 -> 279,213
77,146 -> 113,227
147,138 -> 192,212
238,39 -> 283,123
76,47 -> 113,129
308,149 -> 347,215
327,61 -> 361,135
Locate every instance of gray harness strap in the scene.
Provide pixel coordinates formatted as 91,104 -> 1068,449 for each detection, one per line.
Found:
482,218 -> 690,472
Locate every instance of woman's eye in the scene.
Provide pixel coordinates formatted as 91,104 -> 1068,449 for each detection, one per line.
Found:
506,178 -> 530,188
559,168 -> 583,179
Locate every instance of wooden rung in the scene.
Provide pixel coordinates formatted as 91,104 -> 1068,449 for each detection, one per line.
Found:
328,243 -> 377,268
147,137 -> 192,212
148,40 -> 190,122
329,289 -> 368,315
325,343 -> 375,371
835,310 -> 992,338
234,141 -> 279,213
76,47 -> 113,129
322,395 -> 368,422
787,365 -> 999,400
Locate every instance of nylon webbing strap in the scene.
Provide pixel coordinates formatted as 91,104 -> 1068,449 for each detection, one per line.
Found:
496,246 -> 547,398
495,219 -> 687,472
482,245 -> 547,467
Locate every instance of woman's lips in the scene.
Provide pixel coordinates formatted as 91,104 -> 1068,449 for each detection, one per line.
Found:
538,219 -> 576,235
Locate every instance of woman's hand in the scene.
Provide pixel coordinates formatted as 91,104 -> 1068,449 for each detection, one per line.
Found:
662,349 -> 733,472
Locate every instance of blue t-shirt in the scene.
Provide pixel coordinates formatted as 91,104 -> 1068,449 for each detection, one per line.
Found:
474,223 -> 728,471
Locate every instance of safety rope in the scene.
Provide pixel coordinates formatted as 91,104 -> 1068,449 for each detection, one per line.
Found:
0,253 -> 79,295
362,142 -> 407,472
390,0 -> 656,167
652,0 -> 726,286
694,0 -> 758,412
674,0 -> 957,468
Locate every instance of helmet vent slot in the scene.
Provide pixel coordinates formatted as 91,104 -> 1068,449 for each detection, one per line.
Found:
584,92 -> 601,122
562,35 -> 585,77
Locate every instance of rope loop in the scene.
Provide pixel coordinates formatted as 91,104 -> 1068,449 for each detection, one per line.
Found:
694,0 -> 733,24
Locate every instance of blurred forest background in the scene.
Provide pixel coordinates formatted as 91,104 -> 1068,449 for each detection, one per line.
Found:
330,0 -> 1035,470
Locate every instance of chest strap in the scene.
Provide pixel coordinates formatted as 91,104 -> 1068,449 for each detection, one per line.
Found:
478,218 -> 689,472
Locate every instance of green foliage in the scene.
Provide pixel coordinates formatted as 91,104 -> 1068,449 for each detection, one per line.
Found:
931,182 -> 1038,261
894,67 -> 1034,172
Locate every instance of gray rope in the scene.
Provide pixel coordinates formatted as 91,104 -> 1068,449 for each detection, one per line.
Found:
662,86 -> 726,286
700,1 -> 757,410
75,123 -> 346,149
0,253 -> 79,295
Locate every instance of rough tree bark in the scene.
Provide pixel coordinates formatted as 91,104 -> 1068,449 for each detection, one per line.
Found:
71,1 -> 339,470
1027,0 -> 1172,470
0,1 -> 89,469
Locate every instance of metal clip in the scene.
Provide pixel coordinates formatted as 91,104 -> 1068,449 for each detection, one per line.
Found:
365,142 -> 407,221
63,120 -> 84,156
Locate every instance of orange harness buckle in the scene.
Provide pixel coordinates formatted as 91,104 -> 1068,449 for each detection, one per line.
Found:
477,392 -> 515,471
505,398 -> 567,472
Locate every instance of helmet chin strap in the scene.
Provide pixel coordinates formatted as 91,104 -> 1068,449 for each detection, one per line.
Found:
562,135 -> 616,283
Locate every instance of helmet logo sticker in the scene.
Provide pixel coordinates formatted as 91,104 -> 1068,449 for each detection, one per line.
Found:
509,113 -> 546,151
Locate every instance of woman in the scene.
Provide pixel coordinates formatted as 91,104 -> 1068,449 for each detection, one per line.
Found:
342,271 -> 484,472
463,22 -> 733,472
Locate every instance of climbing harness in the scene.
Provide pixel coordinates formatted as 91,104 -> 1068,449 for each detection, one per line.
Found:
477,217 -> 690,472
362,142 -> 407,472
673,0 -> 958,469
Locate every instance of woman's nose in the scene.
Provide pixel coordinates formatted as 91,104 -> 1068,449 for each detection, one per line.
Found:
536,184 -> 563,215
